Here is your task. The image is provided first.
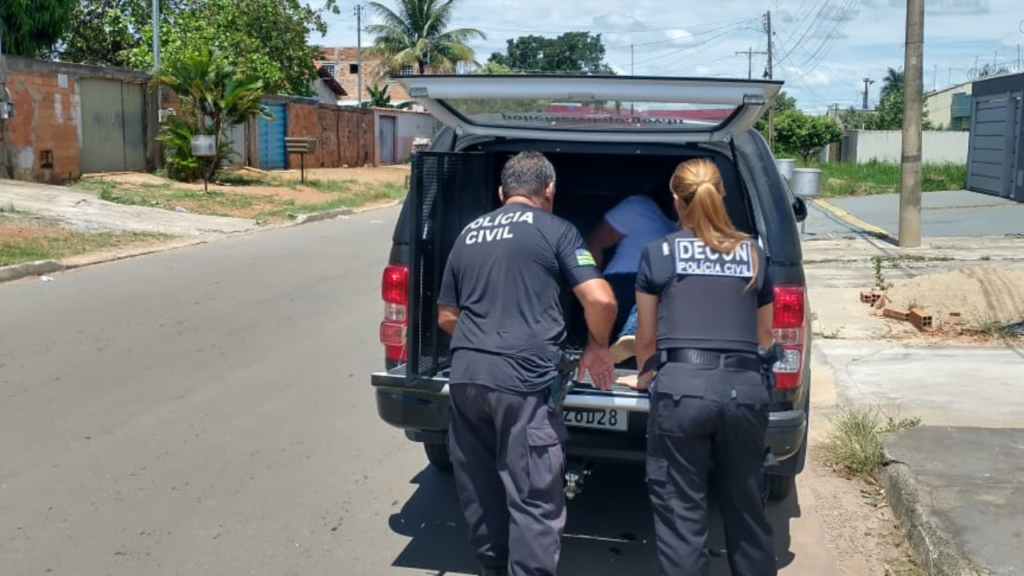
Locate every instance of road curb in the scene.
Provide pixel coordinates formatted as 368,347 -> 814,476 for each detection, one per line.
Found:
0,259 -> 65,284
811,198 -> 892,240
882,457 -> 984,576
292,207 -> 354,225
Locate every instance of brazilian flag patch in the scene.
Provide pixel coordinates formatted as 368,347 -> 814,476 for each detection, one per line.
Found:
575,248 -> 596,267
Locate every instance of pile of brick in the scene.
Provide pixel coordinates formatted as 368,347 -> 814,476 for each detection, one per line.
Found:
859,291 -> 937,331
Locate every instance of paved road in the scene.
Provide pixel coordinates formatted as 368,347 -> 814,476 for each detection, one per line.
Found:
800,190 -> 1024,239
0,207 -> 841,575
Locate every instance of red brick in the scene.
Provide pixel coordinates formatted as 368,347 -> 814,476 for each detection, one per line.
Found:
909,308 -> 934,331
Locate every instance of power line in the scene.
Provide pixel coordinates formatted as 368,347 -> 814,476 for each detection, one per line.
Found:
618,25 -> 746,71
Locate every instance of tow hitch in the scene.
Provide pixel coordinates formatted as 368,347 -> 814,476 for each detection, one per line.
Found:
564,461 -> 594,500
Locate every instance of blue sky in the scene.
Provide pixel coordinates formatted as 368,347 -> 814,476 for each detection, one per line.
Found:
311,0 -> 1024,113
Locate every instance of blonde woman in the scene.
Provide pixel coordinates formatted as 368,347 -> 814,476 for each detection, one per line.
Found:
628,158 -> 777,576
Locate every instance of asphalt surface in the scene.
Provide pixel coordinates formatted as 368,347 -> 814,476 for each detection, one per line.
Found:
886,427 -> 1024,576
799,190 -> 1024,239
0,206 -> 842,576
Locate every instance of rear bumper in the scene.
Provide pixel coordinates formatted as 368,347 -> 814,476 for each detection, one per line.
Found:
372,372 -> 807,470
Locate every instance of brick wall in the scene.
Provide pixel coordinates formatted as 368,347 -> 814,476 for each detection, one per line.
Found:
315,47 -> 413,103
270,96 -> 376,169
1,64 -> 81,182
0,56 -> 155,183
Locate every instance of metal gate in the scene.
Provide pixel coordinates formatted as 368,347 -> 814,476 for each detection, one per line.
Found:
967,93 -> 1021,198
379,115 -> 397,165
258,103 -> 288,170
80,79 -> 146,174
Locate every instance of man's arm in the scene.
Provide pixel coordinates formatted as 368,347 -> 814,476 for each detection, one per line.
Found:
438,305 -> 460,336
571,278 -> 617,390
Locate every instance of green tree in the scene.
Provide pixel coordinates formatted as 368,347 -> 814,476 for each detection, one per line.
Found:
755,90 -> 797,134
488,32 -> 615,74
773,109 -> 843,163
0,0 -> 76,56
361,83 -> 413,108
880,67 -> 904,99
152,48 -> 272,182
56,0 -> 339,96
364,0 -> 486,77
472,61 -> 518,75
840,87 -> 933,131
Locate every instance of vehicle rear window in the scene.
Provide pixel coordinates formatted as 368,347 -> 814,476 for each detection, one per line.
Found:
440,99 -> 740,133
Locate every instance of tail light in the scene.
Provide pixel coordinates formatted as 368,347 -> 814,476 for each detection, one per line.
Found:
772,285 -> 806,390
380,264 -> 409,363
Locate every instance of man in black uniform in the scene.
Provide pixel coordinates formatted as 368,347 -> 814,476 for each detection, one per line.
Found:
628,158 -> 777,576
437,151 -> 618,576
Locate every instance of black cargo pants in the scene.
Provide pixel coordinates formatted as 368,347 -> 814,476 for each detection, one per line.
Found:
646,360 -> 777,576
448,383 -> 569,576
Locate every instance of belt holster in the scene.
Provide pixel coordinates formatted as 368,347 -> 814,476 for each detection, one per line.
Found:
547,349 -> 579,414
757,343 -> 785,392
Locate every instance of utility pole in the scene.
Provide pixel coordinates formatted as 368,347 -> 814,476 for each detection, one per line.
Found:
0,14 -> 12,178
764,11 -> 774,151
861,77 -> 874,130
355,4 -> 364,107
736,47 -> 767,80
861,78 -> 874,110
152,0 -> 162,115
899,0 -> 924,247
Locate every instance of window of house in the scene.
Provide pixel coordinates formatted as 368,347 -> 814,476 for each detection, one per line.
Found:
349,63 -> 360,74
320,63 -> 337,77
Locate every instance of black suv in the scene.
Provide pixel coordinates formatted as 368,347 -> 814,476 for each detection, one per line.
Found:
370,75 -> 812,501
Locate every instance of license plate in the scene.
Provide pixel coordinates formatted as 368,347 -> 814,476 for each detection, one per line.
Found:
562,408 -> 628,431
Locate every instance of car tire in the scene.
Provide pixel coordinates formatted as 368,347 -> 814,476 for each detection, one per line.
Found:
766,473 -> 795,502
424,442 -> 453,473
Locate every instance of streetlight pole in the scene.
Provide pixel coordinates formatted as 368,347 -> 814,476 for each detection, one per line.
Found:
355,4 -> 363,107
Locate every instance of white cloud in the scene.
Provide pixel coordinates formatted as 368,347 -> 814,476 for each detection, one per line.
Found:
782,66 -> 830,87
664,29 -> 696,46
314,0 -> 1021,111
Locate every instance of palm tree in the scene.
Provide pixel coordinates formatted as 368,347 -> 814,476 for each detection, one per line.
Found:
881,67 -> 904,99
363,0 -> 486,78
152,48 -> 272,182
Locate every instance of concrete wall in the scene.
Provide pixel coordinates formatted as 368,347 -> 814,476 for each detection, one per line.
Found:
841,130 -> 970,164
925,82 -> 973,129
0,56 -> 154,183
373,108 -> 437,165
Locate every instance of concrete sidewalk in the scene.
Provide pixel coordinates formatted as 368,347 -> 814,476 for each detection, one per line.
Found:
801,190 -> 1024,239
815,341 -> 1024,428
884,427 -> 1024,576
1,179 -> 259,236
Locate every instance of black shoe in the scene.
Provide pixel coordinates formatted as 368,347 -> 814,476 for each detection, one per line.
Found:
480,566 -> 508,576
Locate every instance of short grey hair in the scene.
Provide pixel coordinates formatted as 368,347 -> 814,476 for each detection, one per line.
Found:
500,151 -> 556,201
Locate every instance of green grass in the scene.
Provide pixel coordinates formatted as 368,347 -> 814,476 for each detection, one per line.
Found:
796,160 -> 967,197
76,176 -> 407,223
820,405 -> 922,483
973,318 -> 1018,339
1,217 -> 171,267
256,182 -> 407,221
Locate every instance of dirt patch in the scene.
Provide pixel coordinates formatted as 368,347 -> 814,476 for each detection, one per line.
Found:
1,214 -> 173,267
883,267 -> 1024,327
80,167 -> 408,223
807,369 -> 925,575
264,165 -> 411,185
